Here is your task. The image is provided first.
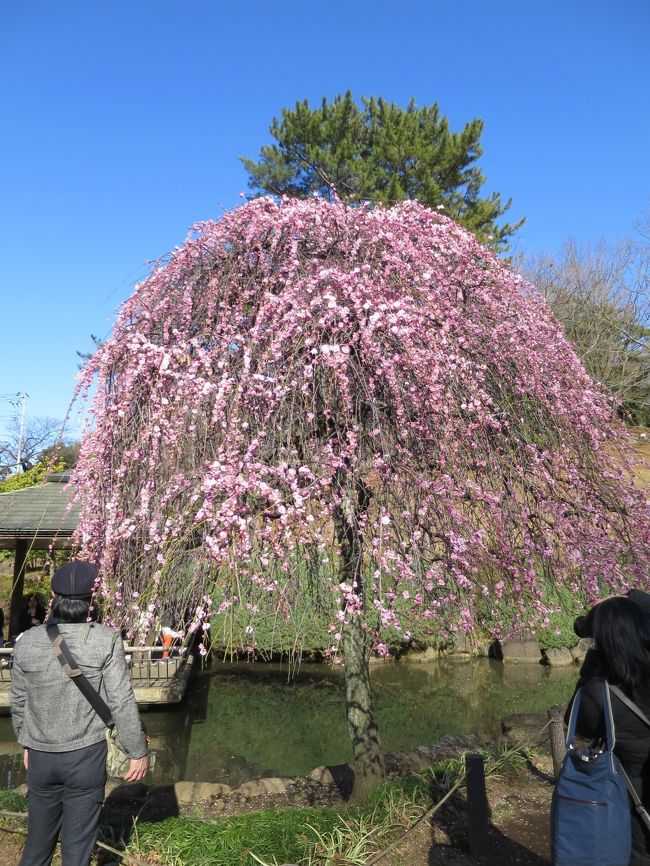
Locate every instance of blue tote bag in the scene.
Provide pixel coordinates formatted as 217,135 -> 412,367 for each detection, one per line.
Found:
551,681 -> 631,866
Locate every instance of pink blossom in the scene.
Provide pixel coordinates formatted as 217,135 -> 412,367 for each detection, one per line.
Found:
71,196 -> 650,649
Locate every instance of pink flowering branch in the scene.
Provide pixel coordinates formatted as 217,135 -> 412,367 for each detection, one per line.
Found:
72,197 -> 650,649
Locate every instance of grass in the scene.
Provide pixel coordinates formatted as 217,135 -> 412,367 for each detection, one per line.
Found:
125,808 -> 344,866
531,584 -> 587,651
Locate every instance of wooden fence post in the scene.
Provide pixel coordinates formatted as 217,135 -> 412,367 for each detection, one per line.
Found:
466,752 -> 489,857
548,706 -> 566,779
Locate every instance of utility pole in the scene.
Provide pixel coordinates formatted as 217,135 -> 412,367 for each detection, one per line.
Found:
15,392 -> 28,473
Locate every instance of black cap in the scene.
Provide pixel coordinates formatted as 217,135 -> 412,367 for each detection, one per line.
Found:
51,561 -> 98,598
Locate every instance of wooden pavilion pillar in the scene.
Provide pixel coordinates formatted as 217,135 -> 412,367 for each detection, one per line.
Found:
9,538 -> 28,640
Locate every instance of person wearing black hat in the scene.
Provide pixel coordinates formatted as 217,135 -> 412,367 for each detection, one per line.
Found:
10,561 -> 148,866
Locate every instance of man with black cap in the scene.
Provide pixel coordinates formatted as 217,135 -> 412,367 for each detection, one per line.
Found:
10,560 -> 148,866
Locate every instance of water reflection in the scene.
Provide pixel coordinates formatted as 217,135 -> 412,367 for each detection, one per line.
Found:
0,658 -> 577,789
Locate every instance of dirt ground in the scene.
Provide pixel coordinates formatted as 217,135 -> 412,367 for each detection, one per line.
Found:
388,757 -> 554,866
0,833 -> 23,866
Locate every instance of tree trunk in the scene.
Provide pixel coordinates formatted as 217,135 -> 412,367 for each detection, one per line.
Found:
342,612 -> 385,803
335,480 -> 385,803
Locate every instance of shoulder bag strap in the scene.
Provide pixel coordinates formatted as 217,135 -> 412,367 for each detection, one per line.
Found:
619,763 -> 650,833
609,683 -> 650,728
606,682 -> 650,833
46,622 -> 115,728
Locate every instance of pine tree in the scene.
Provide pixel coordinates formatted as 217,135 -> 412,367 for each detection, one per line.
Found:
241,92 -> 523,249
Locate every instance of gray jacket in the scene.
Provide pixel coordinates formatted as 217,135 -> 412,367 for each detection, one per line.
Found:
10,621 -> 147,758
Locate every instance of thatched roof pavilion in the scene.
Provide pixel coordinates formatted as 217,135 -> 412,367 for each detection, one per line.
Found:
0,474 -> 80,638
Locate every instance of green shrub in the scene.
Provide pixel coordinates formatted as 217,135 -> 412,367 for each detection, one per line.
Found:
0,790 -> 27,812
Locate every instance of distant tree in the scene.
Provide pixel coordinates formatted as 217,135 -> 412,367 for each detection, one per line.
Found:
241,92 -> 523,250
75,198 -> 650,801
0,415 -> 63,475
525,239 -> 650,424
39,441 -> 80,469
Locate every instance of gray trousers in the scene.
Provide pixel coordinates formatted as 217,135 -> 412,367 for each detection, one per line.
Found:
20,740 -> 106,866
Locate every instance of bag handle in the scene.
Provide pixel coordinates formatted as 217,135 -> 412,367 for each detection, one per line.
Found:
565,681 -> 616,773
564,686 -> 582,749
46,622 -> 115,729
602,679 -> 616,754
565,681 -> 616,752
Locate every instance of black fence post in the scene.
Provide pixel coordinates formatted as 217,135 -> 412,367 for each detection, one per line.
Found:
466,752 -> 489,857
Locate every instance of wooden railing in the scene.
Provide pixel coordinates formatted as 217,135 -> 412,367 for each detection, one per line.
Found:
123,645 -> 189,685
0,645 -> 189,688
0,649 -> 12,686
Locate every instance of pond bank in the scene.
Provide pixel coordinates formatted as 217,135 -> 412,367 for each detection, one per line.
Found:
115,740 -> 555,866
1,736 -> 556,866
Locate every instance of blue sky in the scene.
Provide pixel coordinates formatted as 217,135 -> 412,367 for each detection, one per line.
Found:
1,0 -> 649,442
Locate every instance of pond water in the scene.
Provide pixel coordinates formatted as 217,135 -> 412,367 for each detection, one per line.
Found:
0,657 -> 577,790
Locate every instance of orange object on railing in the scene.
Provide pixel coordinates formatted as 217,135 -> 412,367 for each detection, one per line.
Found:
161,631 -> 173,659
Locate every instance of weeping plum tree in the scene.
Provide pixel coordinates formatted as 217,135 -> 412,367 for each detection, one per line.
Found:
75,197 -> 650,801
